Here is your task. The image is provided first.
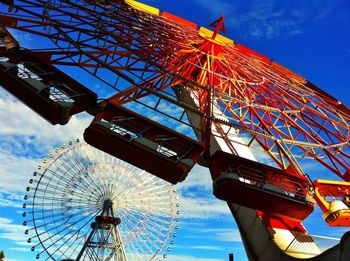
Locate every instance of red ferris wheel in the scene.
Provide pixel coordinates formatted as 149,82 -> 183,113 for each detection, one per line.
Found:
0,0 -> 350,260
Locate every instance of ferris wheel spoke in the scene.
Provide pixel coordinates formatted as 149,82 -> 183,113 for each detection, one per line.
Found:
34,210 -> 98,257
36,170 -> 75,187
114,178 -> 168,202
117,210 -> 144,236
123,181 -> 169,198
50,168 -> 107,201
135,231 -> 162,259
27,214 -> 75,234
74,164 -> 111,198
118,207 -> 172,235
28,198 -> 99,214
116,207 -> 173,253
121,199 -> 176,214
50,155 -> 87,179
126,211 -> 172,232
48,229 -> 86,261
125,236 -> 147,261
50,168 -> 102,198
32,206 -> 100,231
94,171 -> 115,199
34,190 -> 100,211
41,224 -> 90,261
139,221 -> 172,244
140,214 -> 176,232
32,207 -> 98,242
62,148 -> 100,182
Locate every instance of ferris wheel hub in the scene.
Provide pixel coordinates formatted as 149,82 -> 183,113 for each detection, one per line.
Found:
103,199 -> 113,208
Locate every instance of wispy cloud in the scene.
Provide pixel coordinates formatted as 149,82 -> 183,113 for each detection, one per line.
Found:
166,254 -> 224,261
8,247 -> 28,252
0,217 -> 25,243
179,196 -> 230,219
187,245 -> 224,251
176,164 -> 213,192
0,191 -> 23,208
184,227 -> 242,243
0,151 -> 38,193
0,220 -> 30,261
174,164 -> 234,220
193,0 -> 341,40
0,91 -> 92,148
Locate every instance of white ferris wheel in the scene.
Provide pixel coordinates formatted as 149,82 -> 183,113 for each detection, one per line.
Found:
23,140 -> 179,261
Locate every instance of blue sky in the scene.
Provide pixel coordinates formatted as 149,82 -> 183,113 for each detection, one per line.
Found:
0,0 -> 350,260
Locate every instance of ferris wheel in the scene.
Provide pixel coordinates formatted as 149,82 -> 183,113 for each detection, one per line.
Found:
1,0 -> 350,260
23,140 -> 179,261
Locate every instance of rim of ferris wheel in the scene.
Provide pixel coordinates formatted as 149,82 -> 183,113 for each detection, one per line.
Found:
210,150 -> 315,221
84,102 -> 204,184
0,48 -> 98,125
23,140 -> 180,260
303,81 -> 350,117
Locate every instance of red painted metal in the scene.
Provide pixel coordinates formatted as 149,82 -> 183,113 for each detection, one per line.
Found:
84,103 -> 204,184
95,216 -> 121,225
210,15 -> 226,39
162,11 -> 197,29
0,0 -> 14,7
210,150 -> 314,221
304,81 -> 350,117
234,43 -> 270,64
257,211 -> 307,233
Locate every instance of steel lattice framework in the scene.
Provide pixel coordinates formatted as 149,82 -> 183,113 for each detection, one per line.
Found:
1,0 -> 349,181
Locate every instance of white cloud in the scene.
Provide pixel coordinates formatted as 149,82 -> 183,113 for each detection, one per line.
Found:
166,254 -> 224,261
8,247 -> 28,252
0,92 -> 91,146
0,197 -> 22,208
178,196 -> 230,220
185,227 -> 242,243
176,164 -> 213,192
0,217 -> 26,243
174,165 -> 234,220
188,245 -> 224,251
0,217 -> 12,224
214,230 -> 242,242
0,151 -> 38,193
175,245 -> 224,251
